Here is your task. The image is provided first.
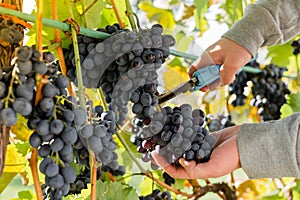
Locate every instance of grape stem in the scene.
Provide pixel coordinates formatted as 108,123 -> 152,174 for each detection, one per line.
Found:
110,0 -> 125,28
124,0 -> 137,31
68,6 -> 98,199
51,0 -> 74,96
29,148 -> 44,200
82,0 -> 98,17
81,0 -> 88,27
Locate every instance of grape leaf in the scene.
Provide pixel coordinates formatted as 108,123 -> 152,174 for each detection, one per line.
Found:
98,1 -> 129,29
15,142 -> 31,157
3,144 -> 27,173
280,92 -> 300,118
11,115 -> 33,142
163,65 -> 188,91
193,0 -> 210,34
138,2 -> 176,30
219,0 -> 244,27
267,43 -> 293,66
11,190 -> 36,200
0,172 -> 18,194
85,181 -> 139,200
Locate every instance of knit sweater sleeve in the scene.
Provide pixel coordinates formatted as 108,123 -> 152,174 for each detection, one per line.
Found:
238,112 -> 300,178
222,0 -> 300,56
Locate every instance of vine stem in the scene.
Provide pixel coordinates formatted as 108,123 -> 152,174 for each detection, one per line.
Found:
110,0 -> 125,28
81,0 -> 88,27
91,152 -> 98,200
114,124 -> 194,198
29,1 -> 44,199
36,0 -> 43,56
51,0 -> 73,96
29,148 -> 43,200
124,0 -> 137,31
68,6 -> 97,199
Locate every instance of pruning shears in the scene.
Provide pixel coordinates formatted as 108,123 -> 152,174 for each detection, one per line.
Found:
158,64 -> 221,104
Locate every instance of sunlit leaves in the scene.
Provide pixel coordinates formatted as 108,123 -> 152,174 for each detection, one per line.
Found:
86,181 -> 139,200
218,0 -> 244,26
138,2 -> 176,30
267,43 -> 294,67
280,92 -> 300,118
11,115 -> 33,142
193,0 -> 210,34
98,1 -> 129,29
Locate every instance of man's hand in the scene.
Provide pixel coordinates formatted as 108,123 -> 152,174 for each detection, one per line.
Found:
189,38 -> 252,91
151,125 -> 241,179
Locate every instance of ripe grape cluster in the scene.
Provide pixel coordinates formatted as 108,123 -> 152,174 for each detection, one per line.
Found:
0,46 -> 48,126
291,38 -> 300,55
205,114 -> 235,132
132,104 -> 216,167
129,83 -> 159,121
229,60 -> 290,121
64,23 -> 175,125
139,189 -> 171,200
163,172 -> 175,186
0,17 -> 24,45
27,74 -> 82,199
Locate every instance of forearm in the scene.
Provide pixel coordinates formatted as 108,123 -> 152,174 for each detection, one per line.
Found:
222,0 -> 300,56
238,112 -> 300,178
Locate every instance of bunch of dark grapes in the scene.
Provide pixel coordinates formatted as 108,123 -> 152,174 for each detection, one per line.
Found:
163,172 -> 175,186
250,63 -> 290,121
139,189 -> 171,200
134,104 -> 216,167
229,60 -> 290,121
205,114 -> 235,132
0,46 -> 48,126
291,38 -> 300,55
64,23 -> 175,125
228,59 -> 259,106
130,82 -> 159,122
77,108 -> 125,176
28,75 -> 83,199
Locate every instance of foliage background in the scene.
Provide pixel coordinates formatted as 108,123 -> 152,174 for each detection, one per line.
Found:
0,0 -> 300,199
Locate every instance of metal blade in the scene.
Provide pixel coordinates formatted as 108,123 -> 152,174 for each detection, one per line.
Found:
158,77 -> 197,104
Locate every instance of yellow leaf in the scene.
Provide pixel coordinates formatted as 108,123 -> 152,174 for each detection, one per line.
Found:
138,2 -> 176,30
237,179 -> 269,199
163,65 -> 188,91
3,143 -> 27,173
11,115 -> 33,141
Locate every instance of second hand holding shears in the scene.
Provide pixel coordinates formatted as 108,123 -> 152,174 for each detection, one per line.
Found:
158,64 -> 221,104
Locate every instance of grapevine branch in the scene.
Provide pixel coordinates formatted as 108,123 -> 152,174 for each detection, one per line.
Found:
68,4 -> 98,198
29,1 -> 44,199
51,0 -> 73,96
82,0 -> 97,16
124,0 -> 137,31
110,0 -> 125,28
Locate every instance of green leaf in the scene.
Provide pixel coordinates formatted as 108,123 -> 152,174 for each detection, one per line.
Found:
15,142 -> 31,157
261,190 -> 286,200
267,43 -> 293,66
85,181 -> 139,200
98,1 -> 129,29
220,0 -> 244,27
292,179 -> 300,199
0,172 -> 18,194
138,1 -> 176,30
18,190 -> 36,200
281,92 -> 300,118
193,0 -> 210,33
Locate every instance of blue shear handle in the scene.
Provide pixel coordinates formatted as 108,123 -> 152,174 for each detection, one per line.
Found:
190,64 -> 221,92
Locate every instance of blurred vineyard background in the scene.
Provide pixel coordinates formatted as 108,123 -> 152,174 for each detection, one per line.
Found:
0,0 -> 299,199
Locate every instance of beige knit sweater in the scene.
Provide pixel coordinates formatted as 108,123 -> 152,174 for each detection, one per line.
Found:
222,0 -> 300,178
